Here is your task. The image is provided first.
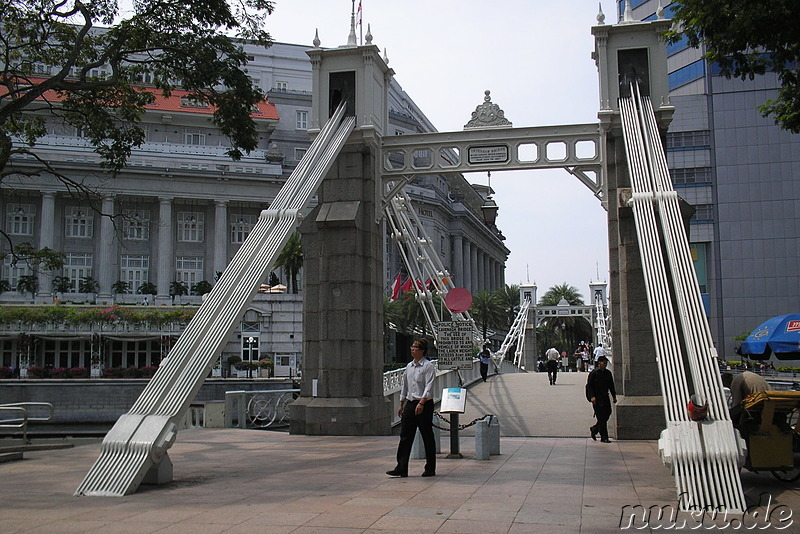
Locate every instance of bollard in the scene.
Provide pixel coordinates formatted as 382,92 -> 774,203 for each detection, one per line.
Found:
447,413 -> 463,458
475,419 -> 490,460
411,426 -> 441,459
489,416 -> 500,455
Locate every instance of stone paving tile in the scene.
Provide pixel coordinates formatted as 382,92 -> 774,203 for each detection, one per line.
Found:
436,518 -> 514,534
367,515 -> 446,532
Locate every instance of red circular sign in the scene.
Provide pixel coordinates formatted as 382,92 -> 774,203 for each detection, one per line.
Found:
445,287 -> 473,313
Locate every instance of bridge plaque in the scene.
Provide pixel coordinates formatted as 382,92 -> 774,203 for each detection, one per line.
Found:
468,145 -> 509,164
437,320 -> 474,370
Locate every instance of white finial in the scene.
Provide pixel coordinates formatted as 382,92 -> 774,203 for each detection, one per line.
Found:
313,29 -> 321,48
597,2 -> 605,25
656,0 -> 665,19
623,0 -> 634,22
365,23 -> 373,44
347,0 -> 357,46
383,48 -> 389,64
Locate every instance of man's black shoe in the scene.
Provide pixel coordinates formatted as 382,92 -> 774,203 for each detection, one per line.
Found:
590,427 -> 597,441
421,471 -> 436,477
601,438 -> 611,443
386,469 -> 408,478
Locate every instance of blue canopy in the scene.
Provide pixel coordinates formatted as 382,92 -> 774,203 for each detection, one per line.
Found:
739,314 -> 800,360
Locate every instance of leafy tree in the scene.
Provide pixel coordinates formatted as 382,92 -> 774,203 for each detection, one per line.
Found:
52,275 -> 73,294
191,280 -> 213,295
111,280 -> 129,294
537,283 -> 593,354
275,232 -> 302,294
470,290 -> 504,342
0,243 -> 65,275
496,283 -> 521,330
16,274 -> 38,298
78,275 -> 99,293
667,0 -> 800,132
138,281 -> 156,295
0,280 -> 11,293
1,0 -> 275,253
169,280 -> 189,303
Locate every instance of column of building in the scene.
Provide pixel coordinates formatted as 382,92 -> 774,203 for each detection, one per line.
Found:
96,196 -> 116,304
156,197 -> 173,305
35,191 -> 57,301
452,234 -> 463,288
214,200 -> 228,278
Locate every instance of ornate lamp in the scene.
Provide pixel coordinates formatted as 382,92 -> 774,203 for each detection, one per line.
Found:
480,171 -> 499,226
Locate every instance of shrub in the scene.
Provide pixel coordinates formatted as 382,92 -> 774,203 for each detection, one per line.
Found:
141,366 -> 158,378
68,367 -> 89,378
258,359 -> 273,369
0,366 -> 11,378
102,367 -> 125,378
122,366 -> 141,378
49,367 -> 68,378
27,366 -> 46,378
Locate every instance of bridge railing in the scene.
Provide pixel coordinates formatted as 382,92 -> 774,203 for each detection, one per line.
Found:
0,402 -> 55,444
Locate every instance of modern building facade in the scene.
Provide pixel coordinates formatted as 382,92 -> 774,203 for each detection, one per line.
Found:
621,1 -> 800,360
0,39 -> 508,374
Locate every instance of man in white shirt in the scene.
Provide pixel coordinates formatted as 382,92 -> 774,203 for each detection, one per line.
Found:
593,344 -> 606,362
387,338 -> 437,478
546,347 -> 559,385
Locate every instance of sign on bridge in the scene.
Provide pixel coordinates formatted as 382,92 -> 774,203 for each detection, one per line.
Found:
437,320 -> 474,370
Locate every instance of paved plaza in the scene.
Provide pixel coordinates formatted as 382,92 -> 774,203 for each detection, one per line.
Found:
2,372 -> 800,533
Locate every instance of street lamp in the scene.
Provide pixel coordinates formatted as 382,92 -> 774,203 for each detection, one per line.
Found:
246,336 -> 256,378
481,171 -> 499,226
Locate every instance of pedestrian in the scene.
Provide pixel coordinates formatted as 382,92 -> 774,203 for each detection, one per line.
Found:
721,371 -> 769,424
587,355 -> 617,443
546,347 -> 559,385
142,296 -> 149,306
387,338 -> 436,478
593,343 -> 606,362
479,343 -> 491,382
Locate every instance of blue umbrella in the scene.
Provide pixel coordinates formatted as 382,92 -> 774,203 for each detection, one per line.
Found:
739,314 -> 800,360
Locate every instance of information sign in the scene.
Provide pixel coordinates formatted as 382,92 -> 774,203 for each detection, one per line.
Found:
437,320 -> 474,370
468,145 -> 509,164
440,388 -> 467,413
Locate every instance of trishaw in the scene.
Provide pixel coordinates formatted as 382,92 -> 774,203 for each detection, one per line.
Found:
735,390 -> 800,482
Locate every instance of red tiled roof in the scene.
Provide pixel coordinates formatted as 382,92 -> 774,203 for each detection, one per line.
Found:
1,78 -> 279,120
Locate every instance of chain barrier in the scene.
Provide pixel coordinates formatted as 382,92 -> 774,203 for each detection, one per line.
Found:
433,412 -> 494,431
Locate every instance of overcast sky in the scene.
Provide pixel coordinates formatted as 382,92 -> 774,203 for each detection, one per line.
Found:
267,0 -> 612,302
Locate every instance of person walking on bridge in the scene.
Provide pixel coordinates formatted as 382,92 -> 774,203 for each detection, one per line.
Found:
387,338 -> 436,478
546,347 -> 559,385
587,355 -> 617,443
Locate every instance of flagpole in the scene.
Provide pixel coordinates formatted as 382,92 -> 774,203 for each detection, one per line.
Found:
359,1 -> 363,45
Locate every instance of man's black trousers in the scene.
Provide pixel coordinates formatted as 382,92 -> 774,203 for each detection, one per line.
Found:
395,400 -> 436,474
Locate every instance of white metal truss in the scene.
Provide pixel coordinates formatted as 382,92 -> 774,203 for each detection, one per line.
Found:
383,187 -> 480,342
594,299 -> 611,356
380,123 -> 605,202
76,103 -> 356,497
493,296 -> 531,368
620,84 -> 745,512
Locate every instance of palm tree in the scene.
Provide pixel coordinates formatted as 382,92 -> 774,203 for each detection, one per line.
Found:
496,284 -> 521,330
537,283 -> 593,356
470,290 -> 504,341
275,232 -> 303,294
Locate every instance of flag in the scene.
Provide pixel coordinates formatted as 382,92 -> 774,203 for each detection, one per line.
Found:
390,273 -> 402,301
400,276 -> 413,293
357,0 -> 362,27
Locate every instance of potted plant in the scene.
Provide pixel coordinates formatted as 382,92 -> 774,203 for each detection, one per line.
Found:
26,366 -> 46,378
138,282 -> 157,297
49,367 -> 67,378
68,366 -> 89,378
257,358 -> 273,378
0,366 -> 12,378
225,355 -> 241,378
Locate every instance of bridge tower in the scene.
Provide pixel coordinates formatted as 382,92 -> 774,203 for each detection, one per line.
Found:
289,39 -> 394,435
593,14 -> 674,439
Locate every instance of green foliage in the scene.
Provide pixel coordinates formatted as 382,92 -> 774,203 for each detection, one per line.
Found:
470,290 -> 504,341
0,280 -> 12,293
111,280 -> 130,294
0,304 -> 196,326
496,284 -> 521,330
138,282 -> 157,295
536,283 -> 593,353
191,280 -> 213,296
78,276 -> 99,293
52,276 -> 73,293
275,232 -> 303,294
666,0 -> 800,132
0,244 -> 65,273
16,274 -> 38,297
169,280 -> 189,300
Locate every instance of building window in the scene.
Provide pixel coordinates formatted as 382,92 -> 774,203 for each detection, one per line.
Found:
184,130 -> 206,145
692,204 -> 714,223
177,212 -> 204,242
43,339 -> 89,369
294,148 -> 307,161
120,255 -> 150,293
65,253 -> 93,292
2,256 -> 32,288
231,215 -> 254,244
180,96 -> 208,108
670,167 -> 712,186
176,256 -> 204,286
296,110 -> 308,130
666,130 -> 710,150
64,207 -> 94,238
5,203 -> 35,236
242,333 -> 260,362
275,81 -> 288,92
668,59 -> 705,90
122,209 -> 150,240
109,339 -> 161,368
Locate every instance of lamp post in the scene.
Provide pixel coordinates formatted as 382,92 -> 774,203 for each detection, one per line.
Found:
246,336 -> 256,378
